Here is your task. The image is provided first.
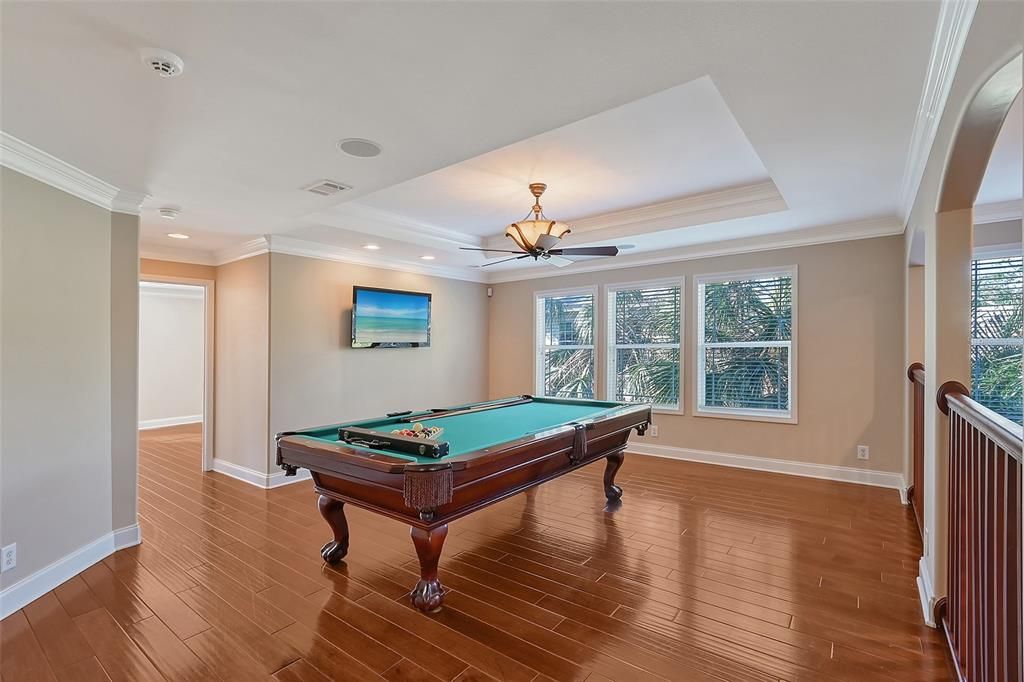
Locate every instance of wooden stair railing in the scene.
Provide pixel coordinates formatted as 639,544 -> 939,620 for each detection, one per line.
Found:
908,362 -> 926,535
937,380 -> 1023,682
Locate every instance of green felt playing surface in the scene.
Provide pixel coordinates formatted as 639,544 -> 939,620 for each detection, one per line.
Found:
295,398 -> 626,463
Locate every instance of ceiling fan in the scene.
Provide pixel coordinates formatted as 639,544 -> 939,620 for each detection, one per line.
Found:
460,183 -> 620,268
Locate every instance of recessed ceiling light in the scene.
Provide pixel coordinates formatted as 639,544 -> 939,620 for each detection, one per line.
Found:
158,207 -> 181,220
338,138 -> 383,158
166,233 -> 190,240
420,255 -> 436,261
363,244 -> 381,250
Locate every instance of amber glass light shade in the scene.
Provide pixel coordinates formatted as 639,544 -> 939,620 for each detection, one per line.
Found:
505,220 -> 571,251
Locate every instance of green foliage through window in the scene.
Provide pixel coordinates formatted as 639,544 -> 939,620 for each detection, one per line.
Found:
970,256 -> 1023,424
539,293 -> 595,399
698,272 -> 793,415
609,284 -> 681,408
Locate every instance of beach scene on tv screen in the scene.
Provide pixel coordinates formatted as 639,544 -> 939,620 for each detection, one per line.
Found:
354,289 -> 430,344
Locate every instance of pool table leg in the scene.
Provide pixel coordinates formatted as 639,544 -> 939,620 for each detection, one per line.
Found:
604,451 -> 625,501
410,524 -> 448,612
318,495 -> 350,563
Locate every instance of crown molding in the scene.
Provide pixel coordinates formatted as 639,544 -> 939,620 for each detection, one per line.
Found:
214,237 -> 270,266
898,0 -> 978,224
974,198 -> 1023,224
140,244 -> 219,266
483,180 -> 786,251
265,236 -> 486,283
484,216 -> 904,284
0,131 -> 148,214
309,203 -> 483,251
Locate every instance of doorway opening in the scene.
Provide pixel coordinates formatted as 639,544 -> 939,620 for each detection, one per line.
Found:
138,277 -> 214,470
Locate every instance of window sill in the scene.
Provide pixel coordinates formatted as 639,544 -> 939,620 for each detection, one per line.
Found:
694,407 -> 797,425
652,406 -> 684,416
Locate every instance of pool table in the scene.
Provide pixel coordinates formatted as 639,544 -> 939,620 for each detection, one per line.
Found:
275,395 -> 651,612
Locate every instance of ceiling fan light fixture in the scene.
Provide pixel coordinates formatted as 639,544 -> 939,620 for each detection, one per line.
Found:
504,183 -> 571,251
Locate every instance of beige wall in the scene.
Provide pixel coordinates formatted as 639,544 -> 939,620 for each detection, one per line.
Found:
141,258 -> 216,281
267,253 -> 489,472
1,168 -> 120,588
110,214 -> 139,532
907,265 -> 925,365
213,254 -> 270,472
490,235 -> 906,473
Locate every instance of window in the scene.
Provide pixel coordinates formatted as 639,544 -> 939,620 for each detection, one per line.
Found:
535,288 -> 596,399
970,255 -> 1022,424
696,267 -> 796,421
606,280 -> 682,411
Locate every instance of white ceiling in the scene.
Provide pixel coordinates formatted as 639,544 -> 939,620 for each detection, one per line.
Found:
977,93 -> 1022,206
1,1 -> 951,277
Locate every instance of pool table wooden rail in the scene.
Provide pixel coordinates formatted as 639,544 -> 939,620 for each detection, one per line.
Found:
275,400 -> 651,612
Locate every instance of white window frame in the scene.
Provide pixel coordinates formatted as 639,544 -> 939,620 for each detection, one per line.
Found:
604,277 -> 684,414
534,285 -> 599,399
694,266 -> 798,424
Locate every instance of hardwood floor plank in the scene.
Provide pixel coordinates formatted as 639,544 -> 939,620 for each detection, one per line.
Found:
122,616 -> 213,681
21,593 -> 94,670
0,611 -> 58,682
302,588 -> 469,681
274,659 -> 330,682
71,608 -> 164,682
273,622 -> 387,682
52,576 -> 102,618
51,656 -> 112,682
78,563 -> 154,627
108,561 -> 210,640
177,585 -> 300,674
183,627 -> 275,682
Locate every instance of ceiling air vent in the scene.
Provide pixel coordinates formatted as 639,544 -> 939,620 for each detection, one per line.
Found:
303,180 -> 351,196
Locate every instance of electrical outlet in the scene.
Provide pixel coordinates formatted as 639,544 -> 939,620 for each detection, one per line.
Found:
857,445 -> 870,460
650,425 -> 659,437
1,543 -> 16,572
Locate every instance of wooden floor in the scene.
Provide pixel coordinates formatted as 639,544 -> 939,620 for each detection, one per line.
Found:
1,424 -> 953,681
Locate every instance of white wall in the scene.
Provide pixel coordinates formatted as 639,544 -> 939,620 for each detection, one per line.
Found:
138,283 -> 204,427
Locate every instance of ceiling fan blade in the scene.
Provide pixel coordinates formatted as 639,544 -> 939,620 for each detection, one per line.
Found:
459,247 -> 525,254
547,246 -> 620,257
545,255 -> 574,268
480,254 -> 532,268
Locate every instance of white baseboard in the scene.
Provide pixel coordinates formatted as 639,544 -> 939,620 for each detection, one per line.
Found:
212,458 -> 311,489
627,442 -> 908,494
917,557 -> 938,627
139,414 -> 202,430
0,523 -> 141,619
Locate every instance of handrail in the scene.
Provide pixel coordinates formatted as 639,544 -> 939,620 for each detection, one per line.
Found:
907,361 -> 925,386
937,380 -> 1023,462
907,363 -> 927,537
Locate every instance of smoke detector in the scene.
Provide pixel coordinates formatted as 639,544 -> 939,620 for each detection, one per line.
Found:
303,180 -> 351,196
158,207 -> 181,220
141,48 -> 185,78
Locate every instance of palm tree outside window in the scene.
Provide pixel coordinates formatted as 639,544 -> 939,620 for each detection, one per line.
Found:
696,267 -> 797,422
535,288 -> 596,399
606,280 -> 683,410
970,254 -> 1023,424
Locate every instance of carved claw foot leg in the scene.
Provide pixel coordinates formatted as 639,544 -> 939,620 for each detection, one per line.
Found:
410,524 -> 448,612
318,495 -> 349,564
604,451 -> 624,502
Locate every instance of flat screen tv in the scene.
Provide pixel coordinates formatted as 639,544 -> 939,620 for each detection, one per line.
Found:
351,286 -> 431,348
